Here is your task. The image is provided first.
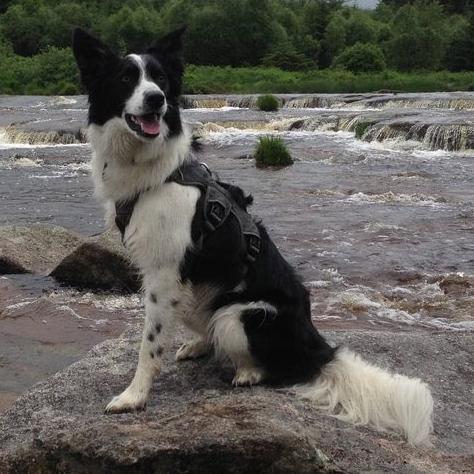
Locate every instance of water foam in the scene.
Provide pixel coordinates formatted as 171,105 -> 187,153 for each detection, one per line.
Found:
344,191 -> 446,206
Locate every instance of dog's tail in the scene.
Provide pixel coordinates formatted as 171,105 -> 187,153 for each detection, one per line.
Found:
294,348 -> 433,445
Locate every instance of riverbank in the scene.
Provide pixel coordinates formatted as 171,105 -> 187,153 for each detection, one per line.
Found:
184,67 -> 474,94
1,52 -> 473,95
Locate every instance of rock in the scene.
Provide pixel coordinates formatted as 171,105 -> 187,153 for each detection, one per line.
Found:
0,225 -> 83,274
0,256 -> 29,274
0,327 -> 472,473
0,224 -> 139,292
50,241 -> 140,293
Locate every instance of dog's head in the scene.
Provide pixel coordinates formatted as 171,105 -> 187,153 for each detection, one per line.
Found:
72,27 -> 185,141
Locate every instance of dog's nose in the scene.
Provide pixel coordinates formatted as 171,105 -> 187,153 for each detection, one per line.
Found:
144,92 -> 165,110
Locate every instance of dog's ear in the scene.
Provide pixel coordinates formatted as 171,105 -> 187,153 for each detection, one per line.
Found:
72,28 -> 117,88
148,26 -> 186,57
148,26 -> 186,97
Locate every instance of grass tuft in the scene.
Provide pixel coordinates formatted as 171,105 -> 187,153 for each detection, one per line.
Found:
256,94 -> 280,111
254,136 -> 293,168
355,120 -> 374,138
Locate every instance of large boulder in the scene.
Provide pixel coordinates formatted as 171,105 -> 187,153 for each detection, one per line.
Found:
0,225 -> 83,274
49,228 -> 140,292
0,224 -> 139,292
0,256 -> 29,274
50,241 -> 140,293
0,327 -> 472,473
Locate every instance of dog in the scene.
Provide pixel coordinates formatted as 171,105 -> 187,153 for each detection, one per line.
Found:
72,27 -> 433,445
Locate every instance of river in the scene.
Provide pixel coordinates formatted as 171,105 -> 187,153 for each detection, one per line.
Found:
0,93 -> 473,409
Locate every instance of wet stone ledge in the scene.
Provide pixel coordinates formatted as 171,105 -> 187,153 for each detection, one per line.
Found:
0,327 -> 472,473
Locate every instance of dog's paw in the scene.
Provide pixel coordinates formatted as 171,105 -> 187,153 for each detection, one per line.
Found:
232,367 -> 265,386
175,340 -> 209,361
105,388 -> 148,414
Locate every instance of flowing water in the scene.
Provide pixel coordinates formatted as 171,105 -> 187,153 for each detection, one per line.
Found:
0,93 -> 473,408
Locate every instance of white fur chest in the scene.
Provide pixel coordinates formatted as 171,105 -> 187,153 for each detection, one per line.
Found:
122,182 -> 200,273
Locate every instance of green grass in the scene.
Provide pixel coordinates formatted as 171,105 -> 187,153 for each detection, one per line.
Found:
0,47 -> 473,95
254,136 -> 293,168
184,66 -> 474,94
256,94 -> 280,111
355,120 -> 375,139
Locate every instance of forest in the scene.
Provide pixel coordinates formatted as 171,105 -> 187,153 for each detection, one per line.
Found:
0,0 -> 473,94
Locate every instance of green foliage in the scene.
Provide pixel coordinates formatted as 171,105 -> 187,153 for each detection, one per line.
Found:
384,3 -> 449,71
333,43 -> 386,73
0,0 -> 472,94
355,120 -> 374,138
262,42 -> 314,71
444,15 -> 474,71
381,1 -> 473,15
177,0 -> 286,67
182,66 -> 474,94
0,46 -> 79,94
100,5 -> 162,53
256,94 -> 280,111
254,136 -> 293,168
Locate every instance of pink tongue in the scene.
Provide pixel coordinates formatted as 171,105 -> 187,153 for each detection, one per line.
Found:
137,116 -> 160,135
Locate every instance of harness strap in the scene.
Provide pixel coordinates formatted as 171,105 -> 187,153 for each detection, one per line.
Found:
115,193 -> 141,239
114,160 -> 261,263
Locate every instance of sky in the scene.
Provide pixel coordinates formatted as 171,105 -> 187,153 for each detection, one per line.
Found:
346,0 -> 379,9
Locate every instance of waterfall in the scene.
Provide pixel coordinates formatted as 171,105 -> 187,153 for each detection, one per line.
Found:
338,116 -> 363,133
422,125 -> 474,151
362,122 -> 473,151
182,94 -> 474,111
373,98 -> 474,111
284,96 -> 343,109
363,124 -> 409,142
0,126 -> 86,145
182,97 -> 230,109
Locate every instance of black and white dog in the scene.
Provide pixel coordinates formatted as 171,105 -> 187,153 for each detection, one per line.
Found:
73,28 -> 433,445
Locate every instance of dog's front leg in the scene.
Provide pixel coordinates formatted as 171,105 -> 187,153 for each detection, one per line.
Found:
105,267 -> 180,413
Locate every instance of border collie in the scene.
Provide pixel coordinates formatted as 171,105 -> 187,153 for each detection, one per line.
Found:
72,27 -> 433,445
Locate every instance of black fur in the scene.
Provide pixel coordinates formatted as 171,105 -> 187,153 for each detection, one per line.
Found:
181,181 -> 335,385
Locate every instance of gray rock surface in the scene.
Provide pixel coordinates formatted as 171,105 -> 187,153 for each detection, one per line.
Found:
0,225 -> 83,273
0,225 -> 139,291
0,326 -> 472,473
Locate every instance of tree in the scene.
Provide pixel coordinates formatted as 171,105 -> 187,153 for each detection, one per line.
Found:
100,5 -> 163,53
444,14 -> 474,70
385,2 -> 449,70
181,0 -> 285,66
322,11 -> 348,64
263,41 -> 314,70
381,0 -> 473,15
1,0 -> 54,55
333,42 -> 386,72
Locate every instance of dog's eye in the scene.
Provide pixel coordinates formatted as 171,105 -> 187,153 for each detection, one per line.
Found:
158,74 -> 166,84
122,75 -> 131,83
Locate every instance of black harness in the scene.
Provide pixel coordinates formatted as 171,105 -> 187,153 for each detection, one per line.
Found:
114,160 -> 261,264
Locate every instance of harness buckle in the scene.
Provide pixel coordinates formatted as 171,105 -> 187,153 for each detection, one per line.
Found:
205,201 -> 227,232
199,162 -> 212,176
246,234 -> 261,263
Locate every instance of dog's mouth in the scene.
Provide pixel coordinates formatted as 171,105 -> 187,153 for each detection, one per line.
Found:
125,113 -> 161,138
